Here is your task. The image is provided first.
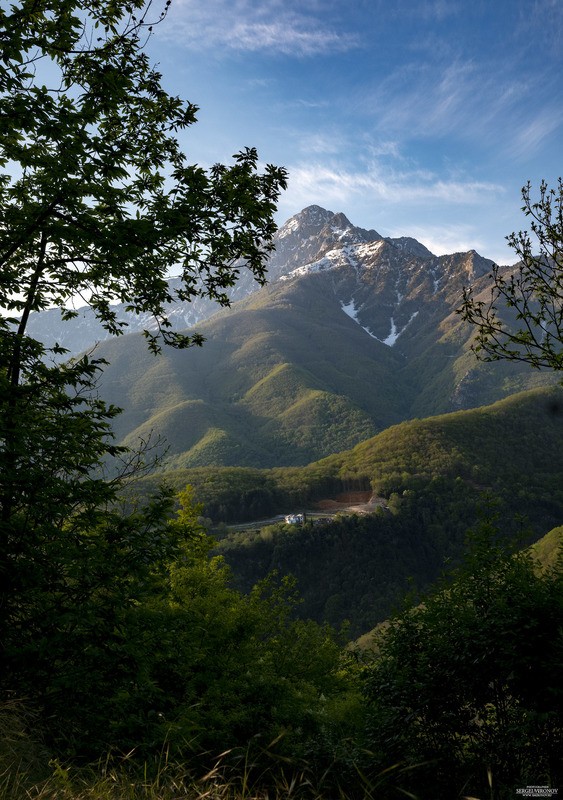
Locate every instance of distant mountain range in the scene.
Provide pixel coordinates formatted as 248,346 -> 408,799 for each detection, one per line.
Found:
27,205 -> 558,468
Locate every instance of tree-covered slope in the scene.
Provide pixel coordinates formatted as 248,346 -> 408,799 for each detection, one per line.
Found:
131,386 -> 563,635
96,242 -> 558,469
531,525 -> 563,570
97,272 -> 410,468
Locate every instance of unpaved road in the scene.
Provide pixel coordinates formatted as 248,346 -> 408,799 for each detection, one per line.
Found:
225,491 -> 387,533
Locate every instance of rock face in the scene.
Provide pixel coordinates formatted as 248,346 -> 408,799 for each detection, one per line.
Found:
23,205 -> 557,469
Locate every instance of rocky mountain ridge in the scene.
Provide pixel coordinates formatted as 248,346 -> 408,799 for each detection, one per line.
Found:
22,204 -> 554,470
25,205 -> 498,357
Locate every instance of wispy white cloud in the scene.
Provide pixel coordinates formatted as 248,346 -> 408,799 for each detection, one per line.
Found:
366,140 -> 401,159
280,161 -> 503,211
409,0 -> 462,22
374,0 -> 462,23
244,77 -> 275,88
162,0 -> 360,56
508,110 -> 563,159
361,60 -> 493,138
522,0 -> 563,57
297,133 -> 345,155
404,224 -> 492,258
354,56 -> 563,158
292,99 -> 331,109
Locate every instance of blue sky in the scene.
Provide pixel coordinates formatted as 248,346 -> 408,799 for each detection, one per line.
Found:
149,0 -> 563,264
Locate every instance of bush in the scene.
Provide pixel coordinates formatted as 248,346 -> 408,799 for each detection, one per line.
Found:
361,517 -> 563,798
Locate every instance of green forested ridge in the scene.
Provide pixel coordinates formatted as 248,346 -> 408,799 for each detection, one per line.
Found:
124,386 -> 563,636
134,384 -> 563,522
323,383 -> 563,498
530,525 -> 563,570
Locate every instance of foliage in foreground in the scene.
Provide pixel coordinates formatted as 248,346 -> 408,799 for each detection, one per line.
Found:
3,519 -> 563,800
362,517 -> 563,799
0,0 -> 286,706
460,178 -> 563,371
2,487 -> 352,761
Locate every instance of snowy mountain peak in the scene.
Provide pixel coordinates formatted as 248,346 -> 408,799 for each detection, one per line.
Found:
298,204 -> 335,223
277,205 -> 335,238
26,204 -> 501,358
277,205 -> 381,244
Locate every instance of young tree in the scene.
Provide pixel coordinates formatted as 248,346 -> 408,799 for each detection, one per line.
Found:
0,0 -> 286,508
0,2 -> 286,543
459,179 -> 563,371
453,181 -> 563,795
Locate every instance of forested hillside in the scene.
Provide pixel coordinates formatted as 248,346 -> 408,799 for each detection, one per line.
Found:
128,386 -> 563,634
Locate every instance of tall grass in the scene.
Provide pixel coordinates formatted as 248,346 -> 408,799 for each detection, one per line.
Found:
0,702 -> 421,800
1,745 -> 336,800
0,699 -> 53,798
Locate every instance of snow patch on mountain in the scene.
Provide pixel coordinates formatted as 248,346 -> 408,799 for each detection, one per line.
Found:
354,241 -> 384,261
382,311 -> 419,346
341,299 -> 419,348
282,240 -> 386,282
341,299 -> 379,341
382,318 -> 399,346
281,247 -> 346,279
278,217 -> 300,238
284,254 -> 335,278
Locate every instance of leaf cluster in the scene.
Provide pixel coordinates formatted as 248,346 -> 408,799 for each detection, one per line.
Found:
0,0 -> 287,353
460,179 -> 563,372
